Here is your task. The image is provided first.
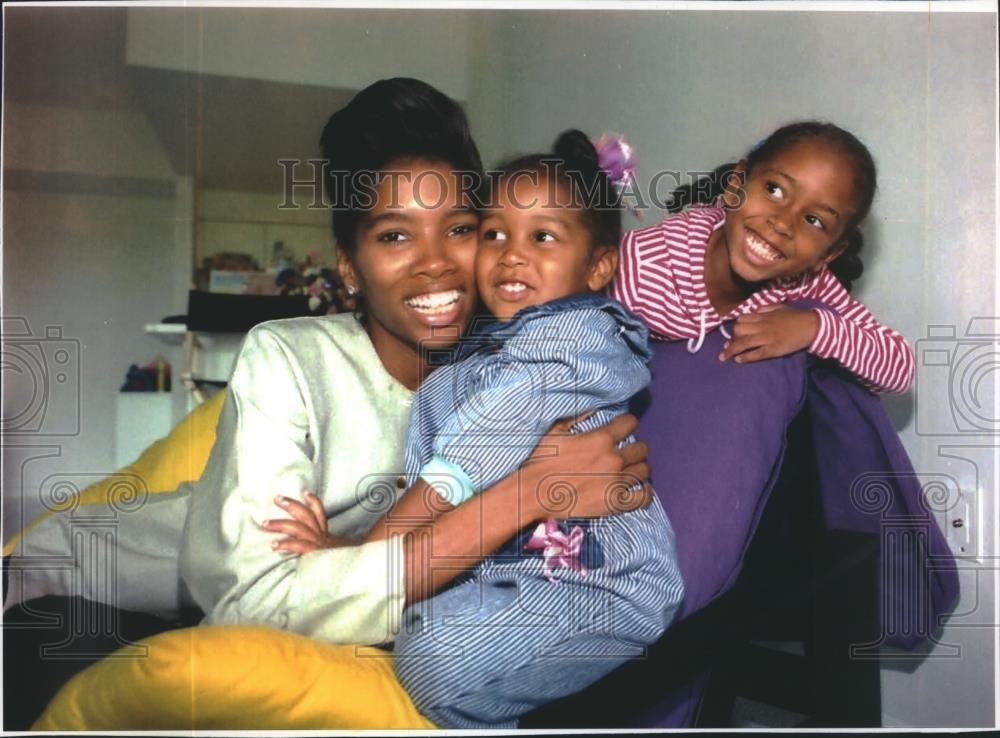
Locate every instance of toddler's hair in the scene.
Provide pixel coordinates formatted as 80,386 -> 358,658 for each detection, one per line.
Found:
319,77 -> 484,253
484,129 -> 623,250
667,121 -> 877,292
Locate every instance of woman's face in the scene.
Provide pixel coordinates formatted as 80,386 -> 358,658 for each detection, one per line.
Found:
340,158 -> 479,388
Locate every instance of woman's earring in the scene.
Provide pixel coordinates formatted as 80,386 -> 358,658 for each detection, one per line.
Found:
346,285 -> 358,296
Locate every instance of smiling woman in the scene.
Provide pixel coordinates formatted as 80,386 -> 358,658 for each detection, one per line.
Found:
180,76 -> 652,635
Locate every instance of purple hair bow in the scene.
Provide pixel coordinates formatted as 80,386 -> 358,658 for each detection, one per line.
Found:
594,132 -> 641,218
593,133 -> 637,188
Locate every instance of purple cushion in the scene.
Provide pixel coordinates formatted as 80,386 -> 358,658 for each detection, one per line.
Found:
530,303 -> 956,729
633,327 -> 808,619
805,360 -> 959,651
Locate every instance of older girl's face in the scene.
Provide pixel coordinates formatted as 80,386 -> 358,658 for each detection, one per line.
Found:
717,139 -> 857,285
339,158 -> 478,389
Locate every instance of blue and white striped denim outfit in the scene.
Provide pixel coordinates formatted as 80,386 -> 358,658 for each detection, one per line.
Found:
394,292 -> 684,729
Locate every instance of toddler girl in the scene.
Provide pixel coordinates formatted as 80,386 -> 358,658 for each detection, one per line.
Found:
614,121 -> 914,393
391,130 -> 684,729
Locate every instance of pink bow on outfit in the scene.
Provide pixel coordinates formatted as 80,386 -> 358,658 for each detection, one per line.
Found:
524,520 -> 589,584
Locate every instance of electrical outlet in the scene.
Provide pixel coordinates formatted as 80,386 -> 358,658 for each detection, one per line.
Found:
907,469 -> 976,560
935,445 -> 994,561
941,485 -> 978,560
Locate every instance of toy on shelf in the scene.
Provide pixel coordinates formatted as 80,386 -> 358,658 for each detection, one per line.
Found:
195,248 -> 354,316
276,250 -> 356,315
120,357 -> 171,392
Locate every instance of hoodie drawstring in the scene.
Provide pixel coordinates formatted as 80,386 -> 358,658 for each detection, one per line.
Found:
687,309 -> 708,353
687,308 -> 731,354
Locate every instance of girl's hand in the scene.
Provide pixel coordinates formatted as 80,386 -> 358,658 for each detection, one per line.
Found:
520,412 -> 653,521
719,304 -> 819,364
261,492 -> 350,554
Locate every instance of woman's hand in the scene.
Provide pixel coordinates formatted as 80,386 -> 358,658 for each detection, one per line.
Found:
519,412 -> 653,522
261,492 -> 350,554
719,304 -> 819,363
389,413 -> 653,606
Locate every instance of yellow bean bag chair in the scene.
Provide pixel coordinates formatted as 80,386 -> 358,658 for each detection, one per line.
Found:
3,391 -> 226,556
14,391 -> 432,730
34,625 -> 433,730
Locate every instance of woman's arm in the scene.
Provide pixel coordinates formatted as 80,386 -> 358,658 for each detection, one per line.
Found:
266,413 -> 651,605
178,322 -> 408,645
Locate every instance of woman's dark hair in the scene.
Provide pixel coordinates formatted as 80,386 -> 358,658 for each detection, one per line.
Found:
319,77 -> 484,252
484,129 -> 623,250
667,121 -> 877,292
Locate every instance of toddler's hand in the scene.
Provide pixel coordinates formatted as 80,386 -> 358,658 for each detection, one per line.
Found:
261,491 -> 350,554
719,304 -> 819,364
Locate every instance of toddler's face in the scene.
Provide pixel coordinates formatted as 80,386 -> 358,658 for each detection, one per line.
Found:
475,175 -> 615,321
719,139 -> 859,284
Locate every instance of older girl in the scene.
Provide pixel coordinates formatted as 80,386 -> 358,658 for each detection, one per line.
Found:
613,121 -> 914,393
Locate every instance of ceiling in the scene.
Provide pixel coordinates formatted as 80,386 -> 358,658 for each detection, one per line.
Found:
127,66 -> 357,193
4,6 -> 358,193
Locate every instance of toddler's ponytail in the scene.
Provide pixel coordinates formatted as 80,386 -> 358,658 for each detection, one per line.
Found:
553,129 -> 603,180
486,128 -> 624,251
553,129 -> 622,249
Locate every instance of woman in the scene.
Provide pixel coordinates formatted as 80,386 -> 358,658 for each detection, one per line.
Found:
4,78 -> 649,728
178,77 -> 652,643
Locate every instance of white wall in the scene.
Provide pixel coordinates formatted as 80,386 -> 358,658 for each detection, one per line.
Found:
2,185 -> 190,530
2,8 -> 195,534
4,103 -> 175,179
460,8 -> 996,728
197,189 -> 334,269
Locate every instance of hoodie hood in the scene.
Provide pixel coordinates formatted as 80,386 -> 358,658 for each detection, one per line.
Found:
462,292 -> 652,363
